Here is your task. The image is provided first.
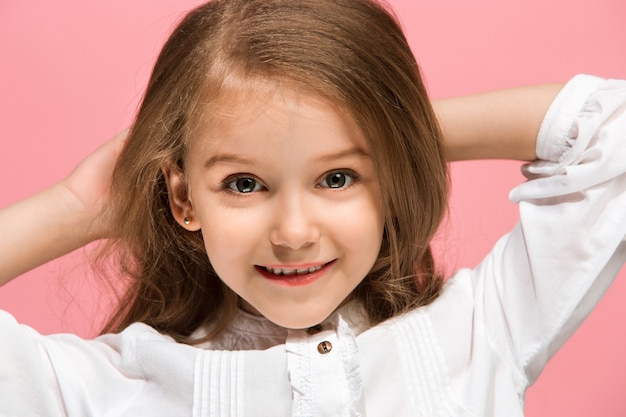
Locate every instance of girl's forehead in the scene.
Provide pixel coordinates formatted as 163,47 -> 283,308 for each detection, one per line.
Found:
196,78 -> 359,138
188,81 -> 370,160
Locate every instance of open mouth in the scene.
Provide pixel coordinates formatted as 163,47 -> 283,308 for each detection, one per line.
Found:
263,265 -> 323,276
256,260 -> 335,278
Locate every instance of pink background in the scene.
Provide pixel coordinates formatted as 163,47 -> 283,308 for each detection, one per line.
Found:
1,0 -> 625,414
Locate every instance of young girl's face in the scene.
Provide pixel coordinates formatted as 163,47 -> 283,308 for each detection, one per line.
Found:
181,86 -> 384,329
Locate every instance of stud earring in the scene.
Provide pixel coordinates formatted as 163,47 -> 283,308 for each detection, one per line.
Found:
184,217 -> 191,225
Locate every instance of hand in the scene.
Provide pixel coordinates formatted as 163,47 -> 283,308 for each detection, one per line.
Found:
59,130 -> 127,240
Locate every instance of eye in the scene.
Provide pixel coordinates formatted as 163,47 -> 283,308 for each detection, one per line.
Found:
319,171 -> 356,189
225,176 -> 264,193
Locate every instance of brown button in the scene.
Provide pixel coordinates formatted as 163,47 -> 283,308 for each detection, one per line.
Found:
317,341 -> 332,354
307,324 -> 323,335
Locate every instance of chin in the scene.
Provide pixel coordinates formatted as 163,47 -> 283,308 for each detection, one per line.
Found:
263,307 -> 333,330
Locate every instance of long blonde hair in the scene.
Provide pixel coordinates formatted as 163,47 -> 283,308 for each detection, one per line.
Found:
101,0 -> 448,342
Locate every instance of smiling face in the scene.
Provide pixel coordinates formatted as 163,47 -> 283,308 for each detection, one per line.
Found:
167,86 -> 384,329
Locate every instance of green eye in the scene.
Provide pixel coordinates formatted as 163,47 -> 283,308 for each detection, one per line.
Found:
320,171 -> 354,189
227,177 -> 262,193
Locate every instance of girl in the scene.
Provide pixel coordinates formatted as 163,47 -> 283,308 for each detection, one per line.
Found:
1,0 -> 625,416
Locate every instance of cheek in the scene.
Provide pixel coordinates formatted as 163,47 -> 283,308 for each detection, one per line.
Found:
333,194 -> 384,263
198,205 -> 269,269
359,193 -> 385,269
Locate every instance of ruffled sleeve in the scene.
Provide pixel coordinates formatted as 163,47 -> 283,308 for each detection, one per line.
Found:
474,74 -> 626,385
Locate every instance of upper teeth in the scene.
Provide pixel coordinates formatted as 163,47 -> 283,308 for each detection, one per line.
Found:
265,265 -> 323,275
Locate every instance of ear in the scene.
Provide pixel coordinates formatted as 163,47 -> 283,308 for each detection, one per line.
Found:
162,162 -> 201,231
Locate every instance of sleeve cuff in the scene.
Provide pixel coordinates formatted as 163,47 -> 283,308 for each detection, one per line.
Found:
535,74 -> 606,162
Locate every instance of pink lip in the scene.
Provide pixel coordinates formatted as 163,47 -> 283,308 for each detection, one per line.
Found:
255,260 -> 335,287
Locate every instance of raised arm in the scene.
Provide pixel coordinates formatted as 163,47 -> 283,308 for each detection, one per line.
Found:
434,83 -> 564,162
0,131 -> 125,286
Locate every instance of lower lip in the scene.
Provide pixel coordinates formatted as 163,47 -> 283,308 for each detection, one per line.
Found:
256,261 -> 334,287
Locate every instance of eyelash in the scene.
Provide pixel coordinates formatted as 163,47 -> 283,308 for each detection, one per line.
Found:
220,169 -> 361,195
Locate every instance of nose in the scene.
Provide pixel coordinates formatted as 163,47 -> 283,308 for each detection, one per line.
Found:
269,192 -> 320,250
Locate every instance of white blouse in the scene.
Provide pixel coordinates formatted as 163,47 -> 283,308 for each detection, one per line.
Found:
1,74 -> 625,417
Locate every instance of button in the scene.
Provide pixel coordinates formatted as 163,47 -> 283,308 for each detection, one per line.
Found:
317,341 -> 332,354
307,324 -> 323,335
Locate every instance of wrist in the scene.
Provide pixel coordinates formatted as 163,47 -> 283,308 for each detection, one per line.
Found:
53,181 -> 107,244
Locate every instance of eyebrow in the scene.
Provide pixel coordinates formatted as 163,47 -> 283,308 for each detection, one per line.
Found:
203,146 -> 370,170
203,154 -> 255,169
314,147 -> 371,163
